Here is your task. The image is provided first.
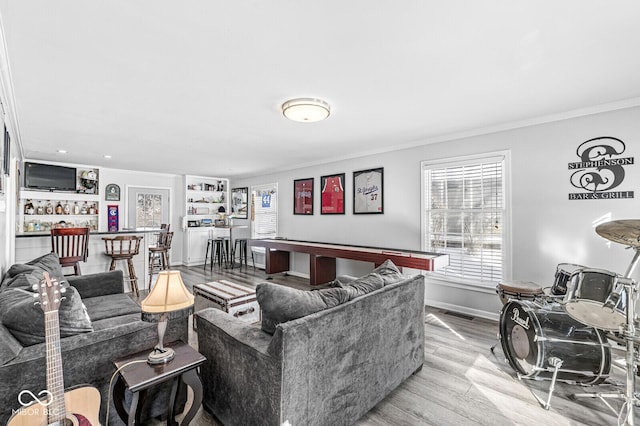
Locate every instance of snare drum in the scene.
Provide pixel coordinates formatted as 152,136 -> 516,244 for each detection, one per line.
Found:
499,299 -> 611,384
496,280 -> 545,305
563,268 -> 626,331
551,263 -> 585,296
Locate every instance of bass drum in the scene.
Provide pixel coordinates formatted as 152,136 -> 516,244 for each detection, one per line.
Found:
499,300 -> 610,385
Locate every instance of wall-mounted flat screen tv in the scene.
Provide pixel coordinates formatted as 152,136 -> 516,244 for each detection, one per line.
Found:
24,162 -> 77,191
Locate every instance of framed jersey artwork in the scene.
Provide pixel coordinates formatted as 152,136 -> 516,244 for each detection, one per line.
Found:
293,178 -> 314,215
320,173 -> 345,214
353,167 -> 383,214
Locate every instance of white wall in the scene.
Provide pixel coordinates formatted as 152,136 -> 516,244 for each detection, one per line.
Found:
233,106 -> 640,319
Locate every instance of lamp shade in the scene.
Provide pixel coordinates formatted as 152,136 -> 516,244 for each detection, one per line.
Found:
282,98 -> 330,122
141,270 -> 194,313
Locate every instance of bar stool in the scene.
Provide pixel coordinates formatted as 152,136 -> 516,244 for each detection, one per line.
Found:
51,227 -> 90,276
205,237 -> 228,269
232,238 -> 255,270
148,231 -> 173,287
103,235 -> 143,297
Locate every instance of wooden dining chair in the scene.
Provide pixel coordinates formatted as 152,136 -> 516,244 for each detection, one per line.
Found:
50,227 -> 90,276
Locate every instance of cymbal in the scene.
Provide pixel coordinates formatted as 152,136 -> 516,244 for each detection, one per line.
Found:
596,220 -> 640,247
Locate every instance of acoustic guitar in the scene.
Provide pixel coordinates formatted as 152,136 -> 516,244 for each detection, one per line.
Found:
8,271 -> 101,426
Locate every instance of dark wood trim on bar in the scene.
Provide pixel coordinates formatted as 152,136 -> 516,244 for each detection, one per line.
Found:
249,238 -> 449,285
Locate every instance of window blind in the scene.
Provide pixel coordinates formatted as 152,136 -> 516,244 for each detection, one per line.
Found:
424,156 -> 505,284
251,184 -> 278,239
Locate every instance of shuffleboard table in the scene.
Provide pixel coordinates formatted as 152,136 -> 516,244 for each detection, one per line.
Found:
248,239 -> 449,286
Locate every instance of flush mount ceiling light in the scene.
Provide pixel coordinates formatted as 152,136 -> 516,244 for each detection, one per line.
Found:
282,98 -> 330,123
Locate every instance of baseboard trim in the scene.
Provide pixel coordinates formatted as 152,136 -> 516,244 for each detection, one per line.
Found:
426,300 -> 500,322
285,270 -> 310,279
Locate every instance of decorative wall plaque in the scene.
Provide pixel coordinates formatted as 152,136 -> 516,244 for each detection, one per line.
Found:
568,136 -> 635,200
105,183 -> 121,201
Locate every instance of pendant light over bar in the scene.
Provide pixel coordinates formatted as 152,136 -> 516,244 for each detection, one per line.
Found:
282,98 -> 330,122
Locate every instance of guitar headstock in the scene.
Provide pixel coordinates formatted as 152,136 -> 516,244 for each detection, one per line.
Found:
34,271 -> 66,313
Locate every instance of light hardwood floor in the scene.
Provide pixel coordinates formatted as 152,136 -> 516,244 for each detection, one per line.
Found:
157,264 -> 636,426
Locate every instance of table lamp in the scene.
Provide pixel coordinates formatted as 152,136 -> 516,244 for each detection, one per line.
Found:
141,270 -> 194,364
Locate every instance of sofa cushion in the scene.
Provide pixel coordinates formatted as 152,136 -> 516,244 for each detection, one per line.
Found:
90,312 -> 144,331
256,283 -> 353,334
82,293 -> 141,322
340,272 -> 384,296
0,286 -> 93,346
0,325 -> 22,365
0,252 -> 66,291
329,275 -> 358,287
372,259 -> 404,285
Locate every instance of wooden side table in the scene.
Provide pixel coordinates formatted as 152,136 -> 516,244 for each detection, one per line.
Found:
111,341 -> 206,425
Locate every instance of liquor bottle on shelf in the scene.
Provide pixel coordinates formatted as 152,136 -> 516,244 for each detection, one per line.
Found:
55,202 -> 63,215
73,202 -> 80,215
63,202 -> 71,215
24,200 -> 35,215
36,201 -> 44,215
80,202 -> 89,215
46,202 -> 54,215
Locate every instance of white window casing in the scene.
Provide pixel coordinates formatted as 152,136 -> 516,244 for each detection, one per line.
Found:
421,151 -> 511,288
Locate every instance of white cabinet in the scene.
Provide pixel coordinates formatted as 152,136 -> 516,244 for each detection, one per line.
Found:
184,227 -> 229,266
19,190 -> 100,234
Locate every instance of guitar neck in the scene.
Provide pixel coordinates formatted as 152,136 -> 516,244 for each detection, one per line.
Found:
45,310 -> 67,424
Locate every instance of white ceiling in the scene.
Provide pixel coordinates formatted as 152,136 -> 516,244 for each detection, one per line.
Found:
1,1 -> 640,178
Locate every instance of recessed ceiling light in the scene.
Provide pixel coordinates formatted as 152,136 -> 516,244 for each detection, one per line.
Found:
57,149 -> 67,154
103,155 -> 112,159
282,98 -> 330,123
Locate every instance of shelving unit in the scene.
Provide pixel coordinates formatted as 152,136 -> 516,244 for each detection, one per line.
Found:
19,190 -> 100,233
184,175 -> 229,225
183,175 -> 230,266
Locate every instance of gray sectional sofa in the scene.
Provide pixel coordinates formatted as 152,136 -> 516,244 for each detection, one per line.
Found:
0,253 -> 188,425
196,260 -> 425,426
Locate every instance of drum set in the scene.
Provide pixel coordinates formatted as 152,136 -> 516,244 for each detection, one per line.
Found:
494,220 -> 640,425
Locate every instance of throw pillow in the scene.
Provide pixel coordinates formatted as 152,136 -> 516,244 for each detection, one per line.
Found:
0,252 -> 66,291
329,275 -> 358,288
372,259 -> 404,285
256,283 -> 352,334
342,272 -> 384,296
0,285 -> 93,346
